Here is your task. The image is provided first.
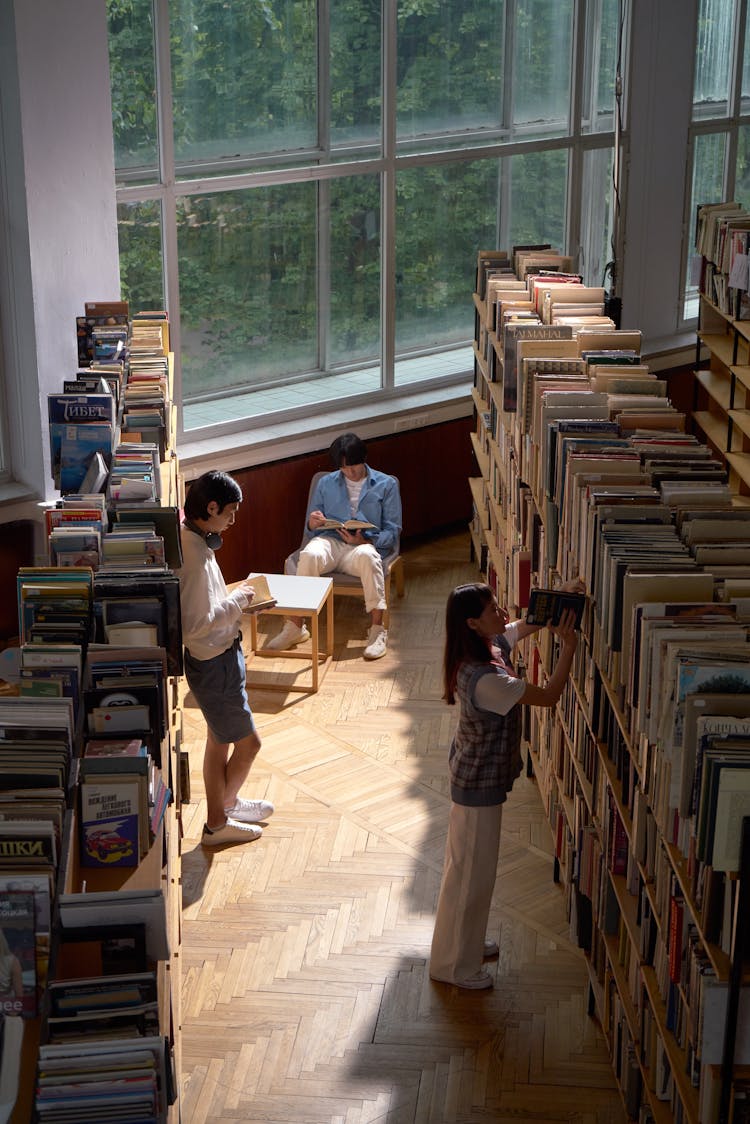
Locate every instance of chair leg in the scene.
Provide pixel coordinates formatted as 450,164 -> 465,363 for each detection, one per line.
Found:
392,556 -> 405,598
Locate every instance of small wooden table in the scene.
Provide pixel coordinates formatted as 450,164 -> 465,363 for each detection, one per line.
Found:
242,573 -> 334,694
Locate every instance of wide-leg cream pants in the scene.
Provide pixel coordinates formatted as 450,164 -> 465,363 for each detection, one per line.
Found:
429,803 -> 503,983
297,537 -> 386,613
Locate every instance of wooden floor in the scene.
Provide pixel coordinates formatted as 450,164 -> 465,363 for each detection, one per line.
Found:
178,531 -> 626,1124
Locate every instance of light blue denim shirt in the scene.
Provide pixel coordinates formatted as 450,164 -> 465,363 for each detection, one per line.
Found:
306,467 -> 402,558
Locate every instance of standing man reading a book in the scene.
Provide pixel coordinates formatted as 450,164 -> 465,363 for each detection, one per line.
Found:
266,433 -> 402,660
177,470 -> 274,847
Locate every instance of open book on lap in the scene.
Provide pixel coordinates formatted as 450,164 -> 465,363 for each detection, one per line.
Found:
318,518 -> 376,531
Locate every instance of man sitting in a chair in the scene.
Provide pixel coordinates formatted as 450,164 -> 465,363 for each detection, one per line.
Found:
265,433 -> 402,660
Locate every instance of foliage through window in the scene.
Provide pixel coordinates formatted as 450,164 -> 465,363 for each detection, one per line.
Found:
108,0 -> 623,437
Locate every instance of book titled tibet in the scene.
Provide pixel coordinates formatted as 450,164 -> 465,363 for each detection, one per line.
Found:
526,587 -> 586,628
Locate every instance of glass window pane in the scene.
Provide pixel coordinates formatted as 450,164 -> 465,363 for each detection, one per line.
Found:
397,1 -> 506,141
683,131 -> 728,318
581,0 -> 620,134
394,159 -> 504,376
743,0 -> 750,106
735,125 -> 750,208
178,186 -> 317,419
512,0 -> 573,136
170,0 -> 317,168
510,149 -> 568,249
693,0 -> 735,118
328,177 -> 381,368
331,4 -> 381,150
117,201 -> 165,314
580,147 -> 614,287
108,0 -> 159,180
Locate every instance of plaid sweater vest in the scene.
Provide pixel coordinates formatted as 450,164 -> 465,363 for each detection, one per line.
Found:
448,652 -> 523,807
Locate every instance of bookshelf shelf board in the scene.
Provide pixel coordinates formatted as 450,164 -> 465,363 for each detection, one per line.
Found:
472,340 -> 489,383
729,408 -> 750,442
698,331 -> 737,369
731,316 -> 750,346
468,477 -> 490,530
485,536 -> 507,575
604,931 -> 638,1027
641,966 -> 700,1122
730,364 -> 750,396
560,790 -> 575,831
469,523 -> 484,563
726,450 -> 750,489
487,380 -> 504,411
664,840 -> 731,980
471,384 -> 488,412
692,409 -> 729,450
470,431 -> 489,480
695,367 -> 733,410
472,292 -> 483,317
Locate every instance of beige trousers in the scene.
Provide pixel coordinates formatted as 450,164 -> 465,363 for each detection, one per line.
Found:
297,537 -> 386,613
429,802 -> 503,983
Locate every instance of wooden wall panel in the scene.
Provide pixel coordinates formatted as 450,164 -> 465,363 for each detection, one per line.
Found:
0,522 -> 36,644
215,418 -> 475,583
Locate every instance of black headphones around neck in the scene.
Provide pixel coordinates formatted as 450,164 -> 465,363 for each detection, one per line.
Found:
184,519 -> 223,551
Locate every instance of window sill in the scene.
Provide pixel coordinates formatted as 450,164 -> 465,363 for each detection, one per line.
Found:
178,384 -> 474,480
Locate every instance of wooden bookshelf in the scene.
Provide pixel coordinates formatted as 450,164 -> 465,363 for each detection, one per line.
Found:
7,329 -> 183,1123
695,294 -> 750,495
469,253 -> 750,1124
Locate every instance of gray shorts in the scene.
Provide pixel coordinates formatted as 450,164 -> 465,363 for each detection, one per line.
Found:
184,636 -> 256,744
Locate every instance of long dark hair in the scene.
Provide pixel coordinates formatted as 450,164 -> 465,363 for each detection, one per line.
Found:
443,583 -> 494,705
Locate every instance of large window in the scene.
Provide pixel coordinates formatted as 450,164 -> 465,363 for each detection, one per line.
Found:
108,0 -> 623,440
684,0 -> 750,319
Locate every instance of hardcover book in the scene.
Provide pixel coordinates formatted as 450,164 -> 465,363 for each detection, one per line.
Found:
79,780 -> 141,868
526,588 -> 586,628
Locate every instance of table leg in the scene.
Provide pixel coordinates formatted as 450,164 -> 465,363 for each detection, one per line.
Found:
326,587 -> 334,657
309,612 -> 319,693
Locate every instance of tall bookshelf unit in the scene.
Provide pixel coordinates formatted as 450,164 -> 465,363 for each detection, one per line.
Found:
5,330 -> 184,1123
695,295 -> 750,498
469,258 -> 750,1124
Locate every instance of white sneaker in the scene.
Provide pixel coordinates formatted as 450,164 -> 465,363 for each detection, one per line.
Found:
483,938 -> 499,958
201,818 -> 262,846
224,797 -> 274,823
430,968 -> 494,990
264,620 -> 310,650
364,625 -> 388,660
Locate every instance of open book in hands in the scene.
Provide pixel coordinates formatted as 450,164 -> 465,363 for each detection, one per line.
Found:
243,574 -> 277,613
317,518 -> 376,531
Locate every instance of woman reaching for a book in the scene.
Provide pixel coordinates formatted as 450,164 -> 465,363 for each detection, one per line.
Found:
429,579 -> 582,989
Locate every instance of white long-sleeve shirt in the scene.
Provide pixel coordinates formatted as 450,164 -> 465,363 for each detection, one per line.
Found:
175,526 -> 248,660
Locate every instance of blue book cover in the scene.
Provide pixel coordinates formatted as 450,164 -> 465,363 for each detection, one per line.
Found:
79,780 -> 140,867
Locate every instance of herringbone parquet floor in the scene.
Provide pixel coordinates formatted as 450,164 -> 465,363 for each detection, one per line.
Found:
178,531 -> 626,1124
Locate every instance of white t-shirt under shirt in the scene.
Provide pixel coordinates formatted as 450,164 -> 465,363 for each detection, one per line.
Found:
473,621 -> 527,716
345,476 -> 365,517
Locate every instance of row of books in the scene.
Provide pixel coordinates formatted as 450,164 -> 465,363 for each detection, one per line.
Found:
695,200 -> 750,320
51,301 -> 173,498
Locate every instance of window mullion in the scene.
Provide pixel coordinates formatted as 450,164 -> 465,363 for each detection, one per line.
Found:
153,0 -> 184,441
381,0 -> 397,390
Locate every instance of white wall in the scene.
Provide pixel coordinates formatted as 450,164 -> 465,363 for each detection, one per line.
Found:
620,0 -> 699,355
0,0 -> 120,503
